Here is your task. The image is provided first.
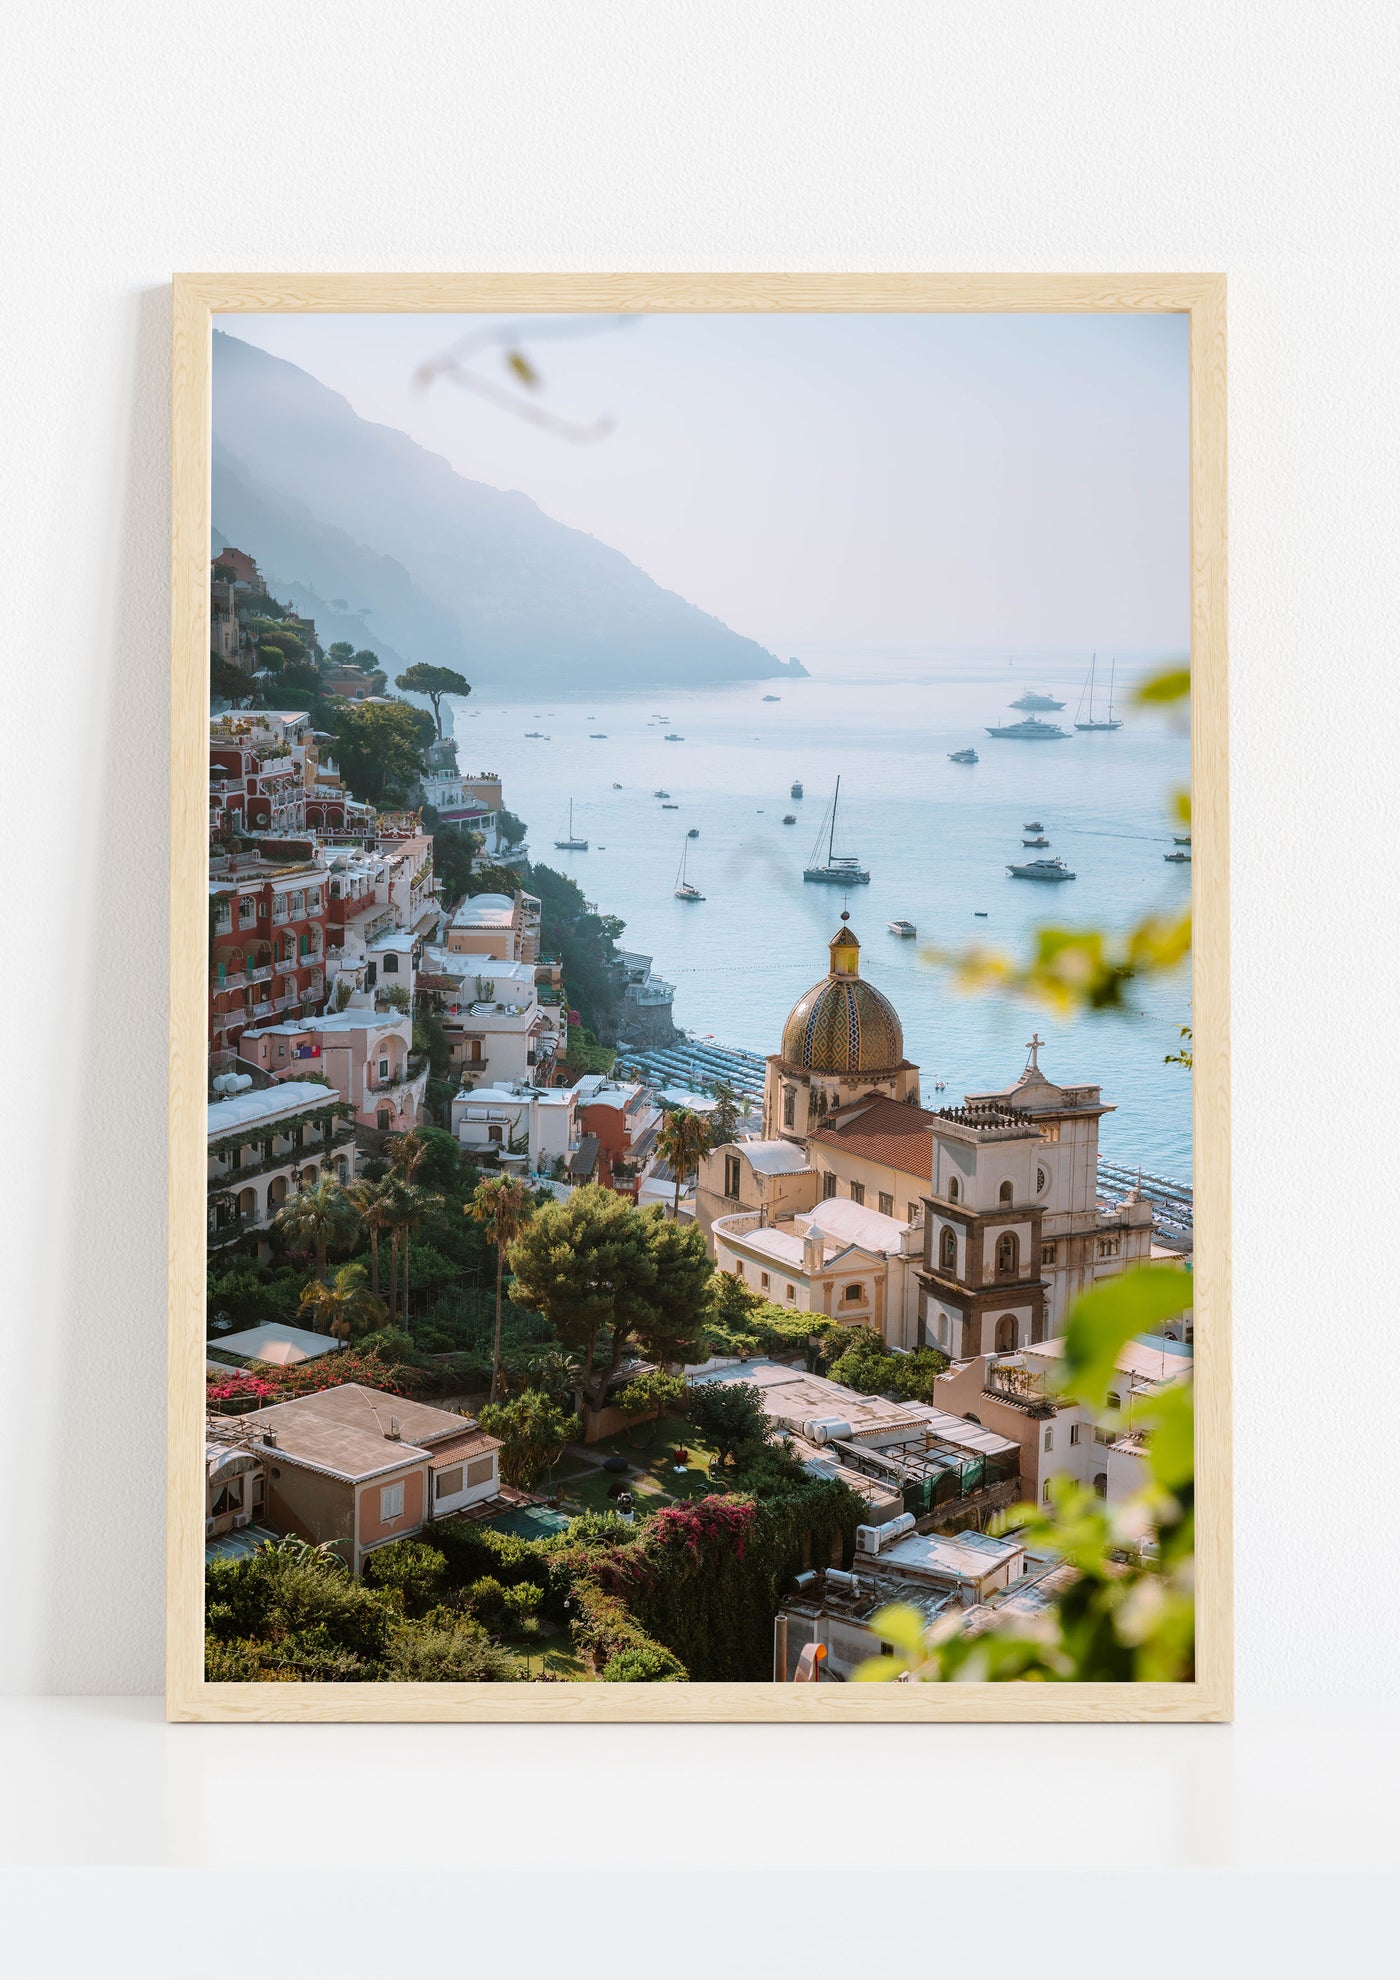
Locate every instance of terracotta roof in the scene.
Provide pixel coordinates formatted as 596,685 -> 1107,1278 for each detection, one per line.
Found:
808,1094 -> 938,1182
424,1427 -> 502,1467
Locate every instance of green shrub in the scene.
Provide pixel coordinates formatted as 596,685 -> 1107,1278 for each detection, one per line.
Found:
601,1644 -> 687,1682
383,1618 -> 517,1681
361,1540 -> 447,1616
826,1334 -> 949,1402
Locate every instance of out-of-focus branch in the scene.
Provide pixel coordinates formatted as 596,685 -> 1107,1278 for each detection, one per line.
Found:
414,314 -> 639,442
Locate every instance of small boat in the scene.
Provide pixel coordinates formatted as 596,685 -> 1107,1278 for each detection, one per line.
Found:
974,910 -> 988,917
652,789 -> 670,798
782,813 -> 797,824
664,733 -> 684,741
762,694 -> 781,702
888,918 -> 918,938
674,838 -> 704,901
554,800 -> 588,851
612,782 -> 623,790
662,802 -> 679,810
1174,833 -> 1191,846
589,732 -> 607,739
931,1076 -> 947,1091
1022,835 -> 1050,847
687,827 -> 699,838
1010,690 -> 1065,711
1024,820 -> 1043,831
1007,857 -> 1075,881
986,716 -> 1071,740
803,776 -> 870,884
1074,653 -> 1124,732
1164,850 -> 1191,863
948,748 -> 979,764
790,780 -> 804,800
524,730 -> 544,738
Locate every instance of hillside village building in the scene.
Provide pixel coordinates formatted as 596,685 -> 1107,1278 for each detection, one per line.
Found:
238,1008 -> 428,1134
446,890 -> 541,966
207,1079 -> 358,1250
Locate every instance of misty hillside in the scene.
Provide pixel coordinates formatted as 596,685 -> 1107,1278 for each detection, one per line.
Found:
212,330 -> 794,690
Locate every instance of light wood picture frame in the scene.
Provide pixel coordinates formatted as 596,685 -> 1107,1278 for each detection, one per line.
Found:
170,273 -> 1228,1722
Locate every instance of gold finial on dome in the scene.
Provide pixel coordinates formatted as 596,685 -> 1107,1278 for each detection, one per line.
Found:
829,915 -> 860,976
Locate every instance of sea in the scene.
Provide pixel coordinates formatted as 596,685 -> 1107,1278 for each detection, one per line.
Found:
444,649 -> 1193,1180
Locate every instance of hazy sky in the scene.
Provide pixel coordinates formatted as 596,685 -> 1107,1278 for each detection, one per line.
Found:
218,310 -> 1189,658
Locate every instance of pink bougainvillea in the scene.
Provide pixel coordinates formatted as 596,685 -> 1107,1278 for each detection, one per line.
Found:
205,1372 -> 278,1404
650,1495 -> 756,1563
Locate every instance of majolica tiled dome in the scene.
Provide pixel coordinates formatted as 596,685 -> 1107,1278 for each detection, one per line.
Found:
780,921 -> 904,1073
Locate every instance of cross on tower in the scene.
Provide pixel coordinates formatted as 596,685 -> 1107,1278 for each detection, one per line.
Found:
1025,1032 -> 1044,1072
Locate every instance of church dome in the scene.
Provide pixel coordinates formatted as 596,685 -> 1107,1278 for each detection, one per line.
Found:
780,919 -> 905,1074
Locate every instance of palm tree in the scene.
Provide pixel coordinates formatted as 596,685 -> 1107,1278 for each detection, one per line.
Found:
389,1130 -> 429,1184
273,1174 -> 358,1283
347,1175 -> 396,1299
393,1181 -> 443,1326
654,1108 -> 710,1223
467,1174 -> 536,1403
299,1262 -> 385,1342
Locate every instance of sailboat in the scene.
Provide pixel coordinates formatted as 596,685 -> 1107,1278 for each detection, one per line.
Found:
553,800 -> 588,850
803,776 -> 870,884
674,837 -> 705,901
1074,654 -> 1124,732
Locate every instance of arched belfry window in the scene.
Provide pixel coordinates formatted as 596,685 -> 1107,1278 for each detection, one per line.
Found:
947,1175 -> 960,1202
996,1232 -> 1019,1278
999,1180 -> 1014,1205
939,1225 -> 957,1272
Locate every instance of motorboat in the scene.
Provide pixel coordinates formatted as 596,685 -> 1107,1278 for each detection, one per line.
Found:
524,730 -> 544,738
790,780 -> 804,799
763,694 -> 781,702
888,918 -> 918,938
652,789 -> 671,798
687,827 -> 699,838
1022,835 -> 1050,847
664,733 -> 684,741
949,748 -> 979,764
803,776 -> 870,884
1010,690 -> 1065,711
986,717 -> 1071,740
1164,850 -> 1191,864
612,782 -> 623,790
1174,833 -> 1191,846
553,800 -> 588,851
1074,654 -> 1124,731
662,802 -> 679,810
1024,820 -> 1043,830
1007,856 -> 1075,881
589,732 -> 607,739
782,813 -> 797,824
974,910 -> 988,917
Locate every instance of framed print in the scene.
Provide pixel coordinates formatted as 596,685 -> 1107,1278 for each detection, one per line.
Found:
170,273 -> 1228,1721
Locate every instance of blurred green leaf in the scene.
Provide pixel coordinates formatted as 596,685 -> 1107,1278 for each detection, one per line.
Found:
1135,666 -> 1191,705
1139,1381 -> 1195,1491
1058,1266 -> 1194,1410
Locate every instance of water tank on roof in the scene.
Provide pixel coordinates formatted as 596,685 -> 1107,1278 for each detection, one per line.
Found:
803,1417 -> 854,1446
211,1072 -> 254,1095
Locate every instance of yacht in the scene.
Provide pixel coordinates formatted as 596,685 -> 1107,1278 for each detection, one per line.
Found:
1010,690 -> 1065,711
1164,850 -> 1192,864
524,730 -> 544,738
986,716 -> 1071,740
1074,654 -> 1124,731
553,800 -> 588,851
803,776 -> 870,885
1007,856 -> 1075,881
1174,833 -> 1191,846
1022,835 -> 1050,848
674,839 -> 705,901
949,748 -> 979,764
790,779 -> 804,799
888,918 -> 918,938
652,789 -> 670,798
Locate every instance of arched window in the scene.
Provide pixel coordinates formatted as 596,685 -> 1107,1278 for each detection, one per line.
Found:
1093,1473 -> 1108,1498
998,1180 -> 1014,1205
995,1314 -> 1018,1352
947,1175 -> 960,1202
1036,1165 -> 1048,1194
939,1225 -> 957,1272
783,1086 -> 796,1128
996,1232 -> 1018,1277
1106,1390 -> 1122,1412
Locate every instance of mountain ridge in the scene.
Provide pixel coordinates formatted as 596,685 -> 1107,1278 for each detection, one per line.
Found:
212,331 -> 801,690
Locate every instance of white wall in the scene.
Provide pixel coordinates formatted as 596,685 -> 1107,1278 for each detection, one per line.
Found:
2,0 -> 1398,1703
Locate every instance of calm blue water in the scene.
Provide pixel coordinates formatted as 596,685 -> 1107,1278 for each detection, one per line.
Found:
447,650 -> 1192,1177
